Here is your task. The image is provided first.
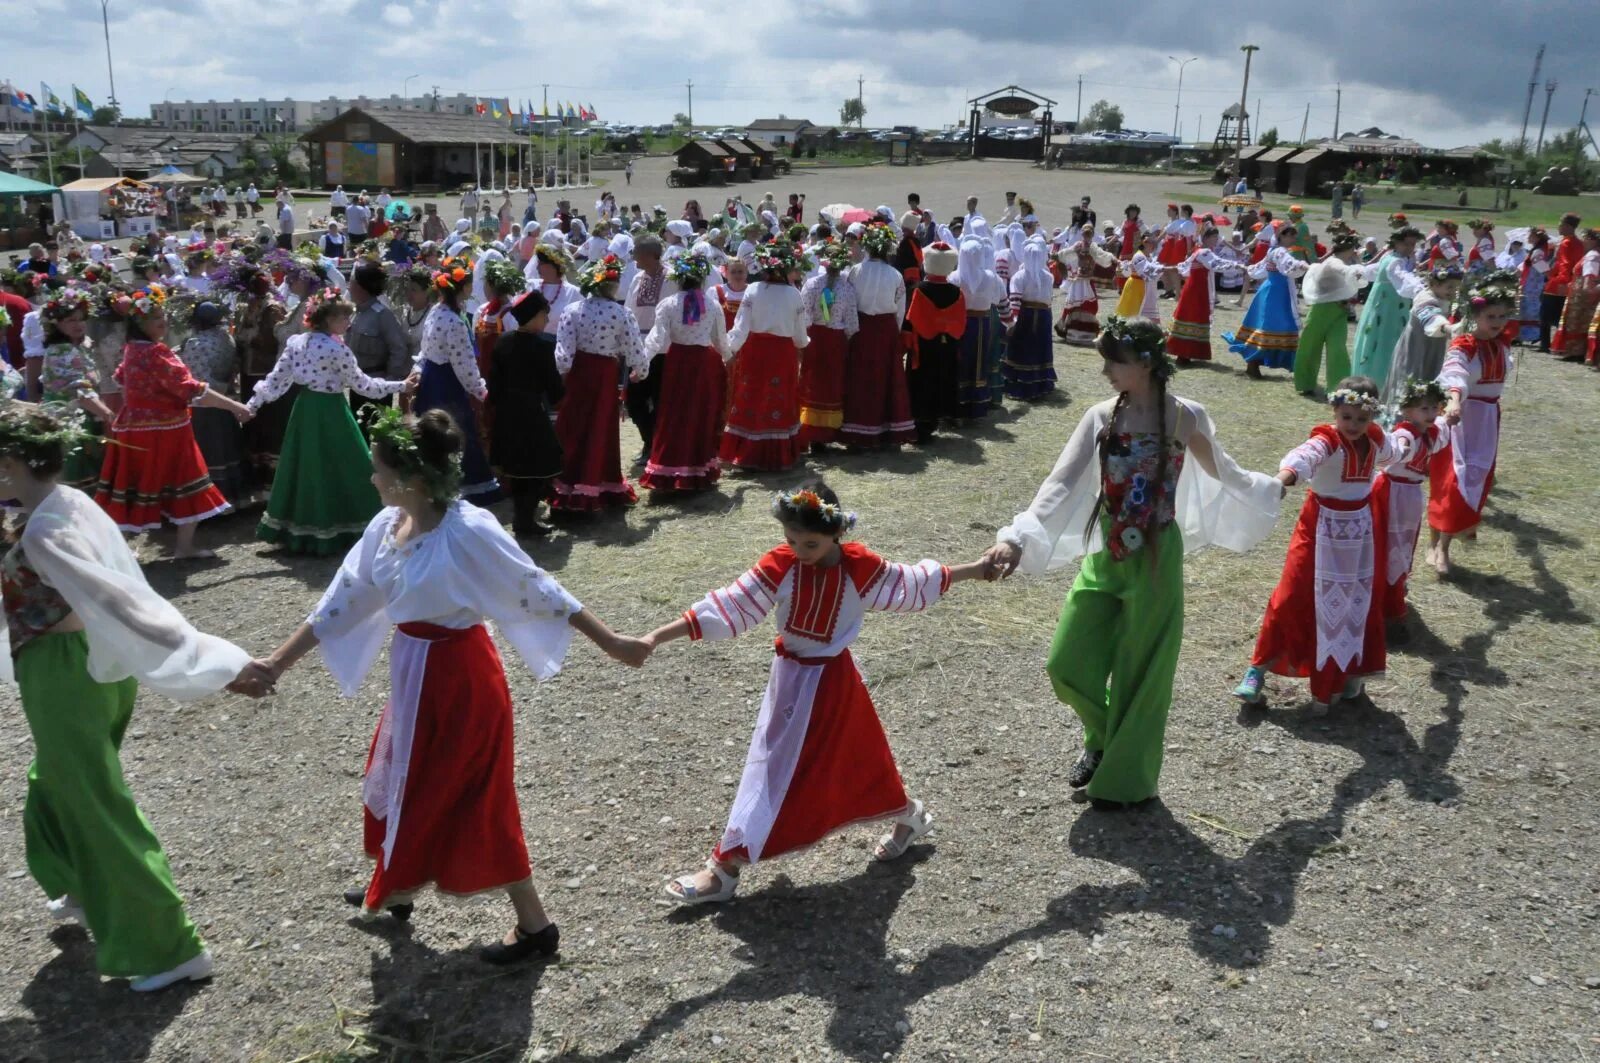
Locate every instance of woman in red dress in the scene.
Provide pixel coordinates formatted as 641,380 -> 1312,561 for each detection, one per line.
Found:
95,287 -> 252,559
720,242 -> 807,471
1165,226 -> 1228,363
798,240 -> 859,450
638,252 -> 730,492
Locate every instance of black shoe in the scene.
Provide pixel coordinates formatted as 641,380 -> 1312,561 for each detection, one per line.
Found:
343,886 -> 413,922
480,922 -> 560,965
1067,748 -> 1103,788
514,520 -> 555,539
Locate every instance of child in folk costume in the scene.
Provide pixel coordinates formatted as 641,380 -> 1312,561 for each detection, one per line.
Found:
524,243 -> 582,332
712,256 -> 750,332
551,254 -> 649,511
249,290 -> 416,555
37,290 -> 113,490
1116,204 -> 1142,291
903,241 -> 966,442
1003,236 -> 1058,400
798,240 -> 859,449
1428,283 -> 1517,577
722,242 -> 807,471
1224,223 -> 1310,378
1282,205 -> 1313,263
1054,224 -> 1115,348
842,224 -> 916,448
1,400 -> 266,991
95,288 -> 250,559
640,252 -> 730,491
1550,228 -> 1600,363
984,318 -> 1282,805
252,409 -> 649,963
1425,219 -> 1462,270
1376,379 -> 1449,631
1350,226 -> 1425,386
1164,225 -> 1228,364
1156,203 -> 1197,299
643,482 -> 992,904
1235,380 -> 1397,713
1382,264 -> 1462,411
1465,219 -> 1496,272
414,258 -> 500,505
1214,232 -> 1247,295
485,291 -> 565,538
1517,228 -> 1550,345
1112,229 -> 1163,323
471,258 -> 527,381
1292,232 -> 1370,395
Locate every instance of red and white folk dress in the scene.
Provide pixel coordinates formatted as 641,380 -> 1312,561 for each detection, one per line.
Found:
683,543 -> 951,865
551,295 -> 649,510
1250,424 -> 1396,704
1429,334 -> 1509,535
1376,418 -> 1449,620
1165,247 -> 1227,361
639,289 -> 730,491
798,272 -> 859,445
721,281 -> 808,471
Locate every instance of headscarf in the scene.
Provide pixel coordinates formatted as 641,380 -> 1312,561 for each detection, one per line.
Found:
951,236 -> 1004,306
1010,237 -> 1052,300
1008,225 -> 1026,263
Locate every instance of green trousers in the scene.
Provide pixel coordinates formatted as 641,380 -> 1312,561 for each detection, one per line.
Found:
19,631 -> 205,978
1293,301 -> 1352,394
1044,523 -> 1185,803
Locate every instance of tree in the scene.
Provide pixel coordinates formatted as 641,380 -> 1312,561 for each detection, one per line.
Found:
1078,99 -> 1124,133
673,112 -> 691,129
1259,126 -> 1279,148
841,97 -> 866,128
91,105 -> 120,124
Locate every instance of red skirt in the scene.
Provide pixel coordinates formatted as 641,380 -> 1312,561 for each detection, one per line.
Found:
719,331 -> 799,471
798,325 -> 848,444
361,623 -> 530,909
714,649 -> 908,864
1248,242 -> 1268,266
640,342 -> 726,491
95,416 -> 232,531
1156,236 -> 1189,266
1165,265 -> 1214,360
552,351 -> 636,511
1251,492 -> 1387,704
840,312 -> 915,447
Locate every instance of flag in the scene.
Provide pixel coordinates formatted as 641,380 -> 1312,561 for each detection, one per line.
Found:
72,84 -> 93,118
41,82 -> 65,115
490,98 -> 503,119
474,98 -> 486,115
542,101 -> 549,118
3,83 -> 35,114
565,102 -> 576,119
587,102 -> 598,120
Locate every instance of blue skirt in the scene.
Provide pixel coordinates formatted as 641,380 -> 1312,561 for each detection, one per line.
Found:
1002,306 -> 1057,400
985,306 -> 1006,403
1519,271 -> 1545,343
1223,272 -> 1299,370
415,360 -> 501,504
956,311 -> 993,419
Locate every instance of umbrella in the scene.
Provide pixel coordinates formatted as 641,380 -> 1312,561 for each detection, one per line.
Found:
386,199 -> 412,221
1219,194 -> 1263,208
821,202 -> 874,225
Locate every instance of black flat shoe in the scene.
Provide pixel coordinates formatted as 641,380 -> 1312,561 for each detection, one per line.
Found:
343,886 -> 413,922
1067,749 -> 1103,789
480,922 -> 560,965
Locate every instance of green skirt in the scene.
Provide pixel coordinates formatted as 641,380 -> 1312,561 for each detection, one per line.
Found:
61,419 -> 105,493
257,390 -> 383,556
19,631 -> 205,977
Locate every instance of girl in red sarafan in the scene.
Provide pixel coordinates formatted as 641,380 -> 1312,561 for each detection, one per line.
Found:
721,241 -> 809,472
1375,378 -> 1449,631
638,252 -> 730,493
1234,378 -> 1397,714
94,286 -> 253,559
640,481 -> 991,905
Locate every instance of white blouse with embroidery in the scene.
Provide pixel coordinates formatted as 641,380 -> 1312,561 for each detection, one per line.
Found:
246,330 -> 406,412
418,303 -> 487,400
553,296 -> 649,376
644,290 -> 731,359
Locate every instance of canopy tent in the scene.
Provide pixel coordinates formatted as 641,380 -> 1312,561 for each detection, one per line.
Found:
144,171 -> 209,186
0,172 -> 59,198
61,176 -> 152,193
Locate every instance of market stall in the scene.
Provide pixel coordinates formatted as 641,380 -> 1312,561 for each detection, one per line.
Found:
0,171 -> 63,253
59,176 -> 159,240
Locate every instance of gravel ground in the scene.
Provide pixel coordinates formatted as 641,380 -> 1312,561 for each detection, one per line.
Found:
1,159 -> 1597,1062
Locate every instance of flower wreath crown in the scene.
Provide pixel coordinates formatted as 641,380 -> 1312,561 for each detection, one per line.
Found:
301,285 -> 350,328
577,254 -> 624,296
771,488 -> 857,532
1397,377 -> 1448,408
482,257 -> 527,298
1099,314 -> 1168,359
42,289 -> 93,322
359,405 -> 464,506
859,222 -> 899,259
1328,387 -> 1382,413
114,286 -> 168,318
670,252 -> 712,286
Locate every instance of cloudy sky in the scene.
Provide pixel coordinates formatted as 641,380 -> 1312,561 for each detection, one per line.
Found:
5,0 -> 1594,150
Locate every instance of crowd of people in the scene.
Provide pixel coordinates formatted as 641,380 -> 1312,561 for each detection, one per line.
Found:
0,177 -> 1586,995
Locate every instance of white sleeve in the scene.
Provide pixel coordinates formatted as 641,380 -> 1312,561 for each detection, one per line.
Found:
1438,341 -> 1472,396
709,293 -> 731,359
727,290 -> 753,353
620,306 -> 649,377
643,296 -> 673,356
684,567 -> 779,641
308,511 -> 394,696
453,506 -> 582,680
1171,400 -> 1284,555
1281,433 -> 1334,483
791,290 -> 810,349
441,313 -> 487,399
554,302 -> 580,375
862,559 -> 951,613
996,405 -> 1104,573
15,492 -> 250,699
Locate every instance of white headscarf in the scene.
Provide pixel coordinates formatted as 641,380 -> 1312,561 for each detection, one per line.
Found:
951,236 -> 1004,308
1010,237 -> 1053,301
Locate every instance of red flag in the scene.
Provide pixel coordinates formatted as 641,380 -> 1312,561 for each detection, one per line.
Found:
475,98 -> 486,115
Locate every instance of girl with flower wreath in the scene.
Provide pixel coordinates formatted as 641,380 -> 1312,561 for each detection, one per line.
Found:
37,289 -> 114,490
524,242 -> 581,343
247,288 -> 418,555
985,317 -> 1282,806
94,287 -> 252,560
1427,283 -> 1517,576
551,254 -> 649,511
471,257 -> 528,382
249,408 -> 649,964
721,241 -> 808,471
639,252 -> 730,492
641,480 -> 993,904
413,256 -> 500,505
798,239 -> 860,448
0,399 -> 270,992
841,223 -> 916,449
1235,377 -> 1398,713
1377,378 -> 1449,628
1223,221 -> 1310,378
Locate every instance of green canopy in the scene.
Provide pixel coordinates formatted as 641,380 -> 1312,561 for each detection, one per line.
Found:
0,171 -> 59,198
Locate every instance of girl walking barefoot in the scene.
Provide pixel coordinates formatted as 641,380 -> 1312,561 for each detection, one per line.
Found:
250,410 -> 648,963
984,318 -> 1282,807
642,481 -> 991,904
1234,378 -> 1397,713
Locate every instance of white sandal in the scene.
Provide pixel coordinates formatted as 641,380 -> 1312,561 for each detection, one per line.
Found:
664,859 -> 739,906
874,799 -> 934,862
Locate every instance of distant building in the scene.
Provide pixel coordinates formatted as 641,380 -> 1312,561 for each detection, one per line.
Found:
149,93 -> 506,134
743,118 -> 838,149
299,107 -> 523,189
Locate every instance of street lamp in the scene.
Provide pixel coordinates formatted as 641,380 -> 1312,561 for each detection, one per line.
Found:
1169,56 -> 1197,138
403,74 -> 421,107
101,0 -> 122,174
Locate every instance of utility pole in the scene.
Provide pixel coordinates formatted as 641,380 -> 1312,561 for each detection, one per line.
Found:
1333,82 -> 1341,140
686,79 -> 693,128
100,0 -> 121,175
1255,96 -> 1262,138
430,85 -> 440,113
857,74 -> 864,125
1299,101 -> 1310,144
1536,79 -> 1557,154
1076,75 -> 1083,125
1518,44 -> 1545,153
1578,88 -> 1596,167
1234,45 -> 1258,175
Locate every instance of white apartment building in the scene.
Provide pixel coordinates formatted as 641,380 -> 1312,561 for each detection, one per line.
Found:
148,93 -> 489,133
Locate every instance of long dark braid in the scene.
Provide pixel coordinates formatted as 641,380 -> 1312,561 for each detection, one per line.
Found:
1083,389 -> 1129,542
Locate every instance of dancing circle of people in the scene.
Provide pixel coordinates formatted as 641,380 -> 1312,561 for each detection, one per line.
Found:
0,183 -> 1593,992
